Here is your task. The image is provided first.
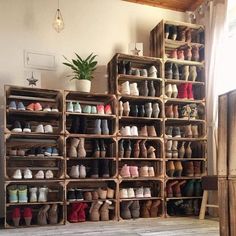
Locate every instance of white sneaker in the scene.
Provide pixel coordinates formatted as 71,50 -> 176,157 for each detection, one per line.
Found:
121,81 -> 130,95
130,126 -> 138,136
35,124 -> 44,133
130,83 -> 139,96
143,187 -> 151,197
29,187 -> 38,202
119,189 -> 128,199
45,170 -> 54,179
79,165 -> 86,178
67,101 -> 74,112
44,125 -> 53,133
135,187 -> 144,198
69,165 -> 80,178
38,187 -> 48,202
127,188 -> 135,198
121,126 -> 131,136
24,168 -> 32,179
12,169 -> 22,179
149,65 -> 157,74
35,170 -> 44,179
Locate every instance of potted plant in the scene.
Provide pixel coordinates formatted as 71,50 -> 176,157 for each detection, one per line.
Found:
63,53 -> 97,92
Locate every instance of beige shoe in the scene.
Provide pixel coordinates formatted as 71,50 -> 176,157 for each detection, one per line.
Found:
37,205 -> 50,225
98,188 -> 107,200
89,200 -> 103,221
77,138 -> 86,158
107,188 -> 115,199
48,204 -> 58,225
100,200 -> 112,221
139,166 -> 149,177
147,146 -> 156,158
184,124 -> 192,138
191,125 -> 199,138
148,167 -> 155,177
139,126 -> 148,136
147,126 -> 157,137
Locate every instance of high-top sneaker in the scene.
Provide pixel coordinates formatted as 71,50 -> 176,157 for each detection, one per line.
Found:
79,165 -> 86,178
120,164 -> 131,178
123,101 -> 130,116
172,63 -> 179,80
67,188 -> 76,201
29,187 -> 38,202
23,122 -> 31,133
138,104 -> 145,117
93,140 -> 100,158
130,200 -> 140,219
101,159 -> 110,178
75,189 -> 84,201
140,140 -> 147,158
89,201 -> 103,221
119,140 -> 124,158
150,200 -> 161,217
174,161 -> 183,177
130,83 -> 139,96
119,101 -> 124,116
165,62 -> 173,79
192,46 -> 200,61
152,103 -> 160,118
140,200 -> 152,218
178,142 -> 185,158
165,84 -> 172,98
185,142 -> 192,158
187,83 -> 194,100
90,160 -> 99,178
70,165 -> 80,178
11,121 -> 22,132
147,146 -> 156,158
148,81 -> 156,97
139,80 -> 149,96
38,187 -> 48,202
166,181 -> 178,198
133,140 -> 141,158
121,81 -> 130,95
100,200 -> 112,221
194,161 -> 202,177
183,161 -> 194,177
101,119 -> 109,135
166,161 -> 175,177
177,50 -> 185,60
189,66 -> 197,81
172,180 -> 186,197
165,104 -> 174,118
130,166 -> 139,178
120,201 -> 133,219
139,166 -> 149,177
145,103 -> 152,118
69,138 -> 79,158
124,139 -> 132,158
184,47 -> 192,61
171,84 -> 178,98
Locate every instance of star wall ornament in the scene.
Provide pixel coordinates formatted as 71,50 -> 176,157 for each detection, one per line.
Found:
131,44 -> 141,56
27,72 -> 38,87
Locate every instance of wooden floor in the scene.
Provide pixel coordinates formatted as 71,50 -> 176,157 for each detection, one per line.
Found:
0,217 -> 219,236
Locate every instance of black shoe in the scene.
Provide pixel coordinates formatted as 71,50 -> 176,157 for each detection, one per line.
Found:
165,62 -> 173,79
148,81 -> 156,97
75,189 -> 84,201
169,25 -> 177,40
139,80 -> 148,96
172,127 -> 181,137
70,116 -> 80,133
36,147 -> 45,157
67,188 -> 76,201
93,140 -> 100,158
100,139 -> 106,158
118,140 -> 124,158
26,148 -> 36,157
90,160 -> 99,178
125,61 -> 132,75
11,121 -> 22,132
164,24 -> 170,39
100,159 -> 110,178
124,139 -> 132,158
138,105 -> 145,117
130,104 -> 138,117
23,122 -> 31,133
118,61 -> 126,74
173,64 -> 179,80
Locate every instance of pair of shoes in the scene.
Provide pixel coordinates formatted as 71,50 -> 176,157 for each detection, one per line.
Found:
165,63 -> 179,80
183,180 -> 203,197
183,161 -> 202,177
120,126 -> 138,136
8,149 -> 25,156
139,166 -> 155,177
165,84 -> 178,98
89,200 -> 113,221
120,165 -> 155,178
44,147 -> 59,156
119,187 -> 151,198
67,101 -> 82,113
140,200 -> 162,218
166,180 -> 186,198
90,160 -> 110,178
12,207 -> 32,227
177,83 -> 194,100
29,186 -> 49,202
25,147 -> 58,157
121,81 -> 139,96
181,66 -> 197,82
68,138 -> 86,158
38,204 -> 58,225
26,102 -> 43,111
68,202 -> 88,223
139,125 -> 157,137
93,119 -> 109,135
165,104 -> 179,118
8,101 -> 25,111
176,27 -> 192,43
139,80 -> 156,97
69,165 -> 86,178
93,139 -> 106,158
35,124 -> 53,133
12,168 -> 32,179
35,170 -> 54,179
120,200 -> 140,219
8,185 -> 28,203
165,126 -> 181,158
11,121 -> 31,133
178,142 -> 192,158
67,188 -> 84,201
165,24 -> 177,40
184,124 -> 199,138
179,104 -> 198,119
96,187 -> 115,200
166,161 -> 183,177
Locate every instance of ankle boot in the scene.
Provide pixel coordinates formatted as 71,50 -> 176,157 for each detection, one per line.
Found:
150,200 -> 161,217
70,165 -> 79,178
123,101 -> 130,116
37,205 -> 50,225
189,66 -> 197,81
94,119 -> 101,134
100,139 -> 106,158
69,138 -> 79,158
194,161 -> 202,176
183,161 -> 194,177
89,201 -> 103,221
185,125 -> 192,138
192,46 -> 200,61
130,166 -> 139,177
93,140 -> 100,157
194,180 -> 203,197
101,159 -> 110,178
119,140 -> 124,158
187,83 -> 194,100
191,125 -> 199,138
174,161 -> 183,177
152,103 -> 160,118
84,191 -> 92,201
183,180 -> 195,197
138,105 -> 145,117
171,84 -> 178,98
165,62 -> 173,79
139,125 -> 148,136
173,105 -> 179,118
130,104 -> 138,117
172,63 -> 179,80
147,126 -> 157,137
178,142 -> 185,158
185,47 -> 192,61
79,165 -> 86,178
139,80 -> 149,96
172,180 -> 186,197
90,160 -> 99,178
139,166 -> 149,177
102,119 -> 109,135
166,139 -> 173,159
70,116 -> 80,133
185,142 -> 192,158
165,105 -> 174,118
119,101 -> 123,116
78,203 -> 88,222
78,138 -> 86,158
130,200 -> 140,219
140,200 -> 152,218
140,140 -> 147,158
190,104 -> 198,119
133,140 -> 141,158
165,84 -> 172,98
120,201 -> 133,219
130,83 -> 139,96
166,181 -> 178,198
178,83 -> 188,99
148,81 -> 156,97
124,140 -> 132,158
170,25 -> 177,40
100,200 -> 112,221
147,146 -> 156,158
145,103 -> 152,118
167,161 -> 175,177
48,204 -> 58,224
181,66 -> 189,81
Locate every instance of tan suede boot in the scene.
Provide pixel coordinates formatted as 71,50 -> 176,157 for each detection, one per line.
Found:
89,201 -> 103,221
140,200 -> 152,218
150,200 -> 161,217
100,200 -> 112,221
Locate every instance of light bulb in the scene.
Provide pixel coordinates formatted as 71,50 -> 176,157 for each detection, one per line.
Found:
53,9 -> 64,33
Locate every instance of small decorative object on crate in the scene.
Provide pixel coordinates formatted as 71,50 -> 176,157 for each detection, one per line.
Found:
129,43 -> 143,56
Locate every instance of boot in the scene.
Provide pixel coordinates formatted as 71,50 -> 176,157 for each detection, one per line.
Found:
191,125 -> 199,138
145,103 -> 152,118
170,25 -> 177,40
70,117 -> 80,133
119,101 -> 123,116
165,105 -> 174,118
172,63 -> 179,80
29,187 -> 38,202
78,138 -> 86,158
184,47 -> 192,61
101,159 -> 110,178
118,60 -> 126,74
185,142 -> 192,158
165,84 -> 172,98
68,138 -> 79,158
48,204 -> 58,224
140,140 -> 147,158
120,201 -> 133,219
183,180 -> 195,197
174,161 -> 183,177
78,203 -> 88,222
172,140 -> 178,158
138,105 -> 145,117
180,104 -> 191,119
124,140 -> 132,158
185,125 -> 192,138
123,101 -> 130,116
147,126 -> 157,137
152,103 -> 160,118
100,139 -> 106,158
12,208 -> 21,227
139,80 -> 149,96
187,83 -> 194,100
150,200 -> 161,217
178,83 -> 188,99
92,191 -> 99,200
178,142 -> 185,158
100,200 -> 112,221
130,104 -> 138,117
186,29 -> 192,43
181,66 -> 189,81
194,161 -> 202,176
121,81 -> 130,95
148,81 -> 156,97
37,205 -> 50,225
93,140 -> 100,158
139,125 -> 148,136
165,62 -> 173,79
166,161 -> 175,177
189,66 -> 197,81
18,185 -> 28,203
38,187 -> 48,202
172,180 -> 186,197
84,191 -> 92,201
177,26 -> 186,41
148,167 -> 155,177
147,146 -> 156,158
173,105 -> 179,118
194,180 -> 203,197
133,140 -> 141,158
177,50 -> 184,60
190,104 -> 198,119
166,139 -> 173,159
192,45 -> 200,61
119,140 -> 124,158
130,200 -> 140,219
125,61 -> 132,75
183,161 -> 194,177
171,84 -> 178,98
68,203 -> 82,223
140,200 -> 152,218
94,119 -> 101,134
90,160 -> 99,178
101,119 -> 109,135
164,24 -> 170,39
166,181 -> 178,198
89,201 -> 103,221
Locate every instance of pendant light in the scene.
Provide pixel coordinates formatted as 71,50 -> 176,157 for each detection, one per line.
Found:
52,0 -> 64,33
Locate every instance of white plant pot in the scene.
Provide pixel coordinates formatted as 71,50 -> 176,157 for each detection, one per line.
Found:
76,80 -> 91,92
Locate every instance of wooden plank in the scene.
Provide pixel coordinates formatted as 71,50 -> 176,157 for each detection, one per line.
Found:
229,178 -> 236,236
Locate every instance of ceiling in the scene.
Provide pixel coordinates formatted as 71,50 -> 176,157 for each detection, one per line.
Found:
123,0 -> 204,12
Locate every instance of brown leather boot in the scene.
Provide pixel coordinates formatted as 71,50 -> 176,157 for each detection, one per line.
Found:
147,126 -> 157,137
139,126 -> 148,136
194,161 -> 202,176
150,200 -> 161,217
166,161 -> 175,177
140,200 -> 152,218
173,105 -> 179,118
172,180 -> 186,197
184,125 -> 192,138
178,142 -> 185,158
174,161 -> 183,177
185,142 -> 192,158
147,146 -> 156,158
166,181 -> 178,198
133,140 -> 141,158
191,125 -> 199,138
140,140 -> 147,158
183,161 -> 194,177
165,105 -> 174,118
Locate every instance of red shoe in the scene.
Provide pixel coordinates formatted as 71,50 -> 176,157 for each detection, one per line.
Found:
12,208 -> 21,227
78,203 -> 88,222
68,203 -> 82,223
23,207 -> 32,226
105,105 -> 112,115
35,102 -> 43,111
177,84 -> 188,99
27,103 -> 35,111
187,84 -> 194,100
